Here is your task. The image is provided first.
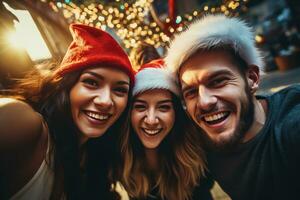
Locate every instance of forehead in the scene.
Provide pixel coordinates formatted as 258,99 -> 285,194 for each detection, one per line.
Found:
81,66 -> 129,81
179,50 -> 241,82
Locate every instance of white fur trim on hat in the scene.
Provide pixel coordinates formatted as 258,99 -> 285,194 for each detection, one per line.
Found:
165,14 -> 264,74
132,68 -> 180,97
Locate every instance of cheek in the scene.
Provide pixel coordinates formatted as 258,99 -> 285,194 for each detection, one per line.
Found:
69,83 -> 87,108
69,86 -> 80,116
164,110 -> 176,129
114,96 -> 128,115
130,111 -> 142,132
184,100 -> 195,116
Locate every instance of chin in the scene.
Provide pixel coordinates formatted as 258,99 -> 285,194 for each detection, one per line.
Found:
143,143 -> 159,150
203,130 -> 240,151
83,129 -> 108,138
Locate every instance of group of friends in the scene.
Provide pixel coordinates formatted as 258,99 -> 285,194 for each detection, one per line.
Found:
1,14 -> 299,200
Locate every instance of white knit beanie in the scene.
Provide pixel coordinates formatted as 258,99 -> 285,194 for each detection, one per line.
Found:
165,14 -> 264,74
132,59 -> 180,97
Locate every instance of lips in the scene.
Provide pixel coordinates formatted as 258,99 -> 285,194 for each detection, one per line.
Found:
84,110 -> 111,122
201,111 -> 230,125
141,128 -> 162,136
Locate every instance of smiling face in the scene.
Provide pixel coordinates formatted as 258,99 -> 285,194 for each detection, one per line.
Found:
179,50 -> 257,150
131,89 -> 175,150
70,66 -> 130,144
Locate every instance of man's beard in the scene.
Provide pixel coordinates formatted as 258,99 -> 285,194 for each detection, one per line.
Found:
199,87 -> 255,152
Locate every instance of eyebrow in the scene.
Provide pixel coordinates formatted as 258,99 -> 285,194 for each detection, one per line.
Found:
181,69 -> 233,92
83,71 -> 130,86
209,69 -> 234,78
157,99 -> 173,104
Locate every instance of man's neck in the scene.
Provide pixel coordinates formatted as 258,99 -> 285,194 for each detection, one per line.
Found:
242,98 -> 267,143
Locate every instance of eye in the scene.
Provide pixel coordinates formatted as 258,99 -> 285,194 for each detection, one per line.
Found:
113,86 -> 129,97
184,88 -> 197,99
133,103 -> 146,111
209,77 -> 228,87
159,104 -> 173,112
82,78 -> 98,87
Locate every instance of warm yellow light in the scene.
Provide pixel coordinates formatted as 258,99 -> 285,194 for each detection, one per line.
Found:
6,31 -> 21,48
130,23 -> 138,28
98,16 -> 105,21
108,7 -> 114,13
221,5 -> 227,12
98,4 -> 103,9
4,2 -> 51,61
102,10 -> 108,15
45,0 -> 248,50
177,26 -> 183,32
255,35 -> 264,43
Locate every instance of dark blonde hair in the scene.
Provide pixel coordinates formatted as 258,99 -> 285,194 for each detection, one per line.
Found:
115,93 -> 207,200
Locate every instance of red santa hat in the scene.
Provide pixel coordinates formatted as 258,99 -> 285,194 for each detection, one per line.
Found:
165,14 -> 264,74
54,23 -> 135,85
132,59 -> 180,97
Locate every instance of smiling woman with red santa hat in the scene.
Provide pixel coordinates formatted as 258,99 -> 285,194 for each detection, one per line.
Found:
112,58 -> 211,200
0,23 -> 135,200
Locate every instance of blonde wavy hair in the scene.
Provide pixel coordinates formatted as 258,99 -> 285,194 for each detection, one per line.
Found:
115,94 -> 207,200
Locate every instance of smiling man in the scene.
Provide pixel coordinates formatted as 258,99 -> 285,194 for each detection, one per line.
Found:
165,14 -> 300,200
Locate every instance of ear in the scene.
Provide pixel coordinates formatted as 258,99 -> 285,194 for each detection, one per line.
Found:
246,65 -> 260,94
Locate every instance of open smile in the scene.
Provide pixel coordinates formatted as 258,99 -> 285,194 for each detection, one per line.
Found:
141,128 -> 162,136
202,111 -> 230,125
84,110 -> 112,123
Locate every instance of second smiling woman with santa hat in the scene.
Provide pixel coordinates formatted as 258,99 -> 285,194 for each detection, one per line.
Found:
113,59 -> 211,200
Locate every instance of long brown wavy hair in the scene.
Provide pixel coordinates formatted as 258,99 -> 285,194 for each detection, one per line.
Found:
114,93 -> 207,200
2,64 -> 132,200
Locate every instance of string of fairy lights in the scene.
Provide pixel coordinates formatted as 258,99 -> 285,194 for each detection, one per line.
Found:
41,0 -> 249,49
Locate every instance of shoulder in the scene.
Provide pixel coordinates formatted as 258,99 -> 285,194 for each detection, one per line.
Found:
0,97 -> 44,150
272,85 -> 300,122
272,84 -> 300,105
0,98 -> 50,197
266,86 -> 300,153
263,85 -> 300,122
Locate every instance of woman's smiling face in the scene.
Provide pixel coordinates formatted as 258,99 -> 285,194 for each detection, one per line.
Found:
131,89 -> 175,149
70,66 -> 130,144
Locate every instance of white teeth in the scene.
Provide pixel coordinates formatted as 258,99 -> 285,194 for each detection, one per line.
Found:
86,111 -> 109,120
204,112 -> 226,122
143,129 -> 160,135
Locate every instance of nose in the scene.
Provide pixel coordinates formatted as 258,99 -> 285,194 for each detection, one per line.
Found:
197,85 -> 217,112
144,108 -> 159,126
93,87 -> 113,110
